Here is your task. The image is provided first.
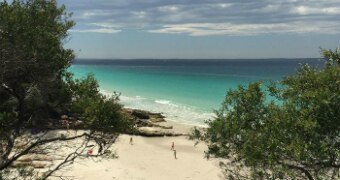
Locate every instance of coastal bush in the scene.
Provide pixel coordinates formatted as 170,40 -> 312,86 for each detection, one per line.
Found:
67,73 -> 133,132
194,48 -> 340,180
0,1 -> 131,179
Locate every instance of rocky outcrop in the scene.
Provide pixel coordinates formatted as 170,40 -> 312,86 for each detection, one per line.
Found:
121,108 -> 188,137
131,110 -> 150,119
123,109 -> 166,122
122,109 -> 167,127
137,127 -> 186,137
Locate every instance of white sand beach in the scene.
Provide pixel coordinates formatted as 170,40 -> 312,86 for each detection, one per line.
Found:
51,128 -> 224,180
65,135 -> 223,180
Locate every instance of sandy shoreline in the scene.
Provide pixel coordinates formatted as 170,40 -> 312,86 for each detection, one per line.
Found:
46,121 -> 223,180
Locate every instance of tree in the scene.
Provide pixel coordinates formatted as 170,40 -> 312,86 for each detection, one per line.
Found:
194,48 -> 340,179
0,0 -> 74,132
0,1 -> 132,179
66,74 -> 134,133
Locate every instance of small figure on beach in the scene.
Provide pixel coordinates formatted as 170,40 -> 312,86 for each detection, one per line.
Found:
87,149 -> 93,156
63,119 -> 69,132
173,150 -> 177,159
204,151 -> 210,160
130,137 -> 133,145
171,142 -> 174,150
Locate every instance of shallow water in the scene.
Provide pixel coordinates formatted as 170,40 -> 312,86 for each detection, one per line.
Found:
70,59 -> 322,125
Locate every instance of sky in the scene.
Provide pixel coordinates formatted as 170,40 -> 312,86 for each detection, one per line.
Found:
56,0 -> 340,59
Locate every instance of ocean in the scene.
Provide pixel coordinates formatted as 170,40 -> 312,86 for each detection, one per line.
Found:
69,59 -> 323,126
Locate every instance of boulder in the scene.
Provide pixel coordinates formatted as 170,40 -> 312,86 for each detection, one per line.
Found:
149,117 -> 166,123
12,161 -> 51,169
17,154 -> 53,162
131,110 -> 150,119
31,161 -> 50,168
17,155 -> 34,162
149,112 -> 165,119
11,161 -> 31,167
137,127 -> 185,137
148,123 -> 173,129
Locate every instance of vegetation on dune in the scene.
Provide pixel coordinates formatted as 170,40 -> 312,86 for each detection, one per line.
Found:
192,48 -> 340,179
0,0 -> 132,179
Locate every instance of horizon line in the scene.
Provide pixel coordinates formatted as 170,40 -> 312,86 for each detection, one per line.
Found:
74,57 -> 322,61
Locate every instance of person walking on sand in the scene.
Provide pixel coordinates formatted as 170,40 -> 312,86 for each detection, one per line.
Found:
171,142 -> 174,150
173,150 -> 177,159
130,137 -> 133,145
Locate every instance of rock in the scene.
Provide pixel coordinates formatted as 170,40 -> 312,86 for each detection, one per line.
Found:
14,154 -> 54,169
149,117 -> 166,123
131,110 -> 150,119
133,118 -> 150,127
17,154 -> 53,162
12,161 -> 51,169
137,127 -> 185,137
17,155 -> 34,162
121,108 -> 133,114
11,161 -> 31,167
148,122 -> 173,129
149,112 -> 165,119
31,161 -> 50,168
121,108 -> 167,125
61,115 -> 68,120
34,155 -> 53,161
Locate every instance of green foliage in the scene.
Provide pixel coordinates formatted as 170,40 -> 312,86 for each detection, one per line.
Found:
0,1 -> 131,179
0,0 -> 75,129
197,49 -> 340,179
67,74 -> 133,133
67,74 -> 101,115
83,96 -> 133,133
0,2 -> 134,180
0,1 -> 77,177
321,47 -> 340,65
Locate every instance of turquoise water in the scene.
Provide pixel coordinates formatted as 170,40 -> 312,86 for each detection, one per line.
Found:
69,59 -> 322,125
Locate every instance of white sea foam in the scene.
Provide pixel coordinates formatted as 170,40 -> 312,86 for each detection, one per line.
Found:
154,99 -> 180,107
100,89 -> 214,126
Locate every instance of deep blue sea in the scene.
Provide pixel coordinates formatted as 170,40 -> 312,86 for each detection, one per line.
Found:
69,59 -> 323,125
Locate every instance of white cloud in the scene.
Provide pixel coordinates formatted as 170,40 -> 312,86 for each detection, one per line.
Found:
70,28 -> 121,34
60,0 -> 340,36
148,22 -> 340,36
291,6 -> 340,15
70,22 -> 122,34
78,10 -> 112,19
216,3 -> 232,9
158,5 -> 179,12
89,22 -> 120,28
132,11 -> 147,19
257,4 -> 281,13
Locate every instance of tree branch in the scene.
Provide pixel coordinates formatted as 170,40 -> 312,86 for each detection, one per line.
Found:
40,138 -> 90,180
1,132 -> 16,164
40,133 -> 119,179
278,161 -> 314,180
0,132 -> 92,170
